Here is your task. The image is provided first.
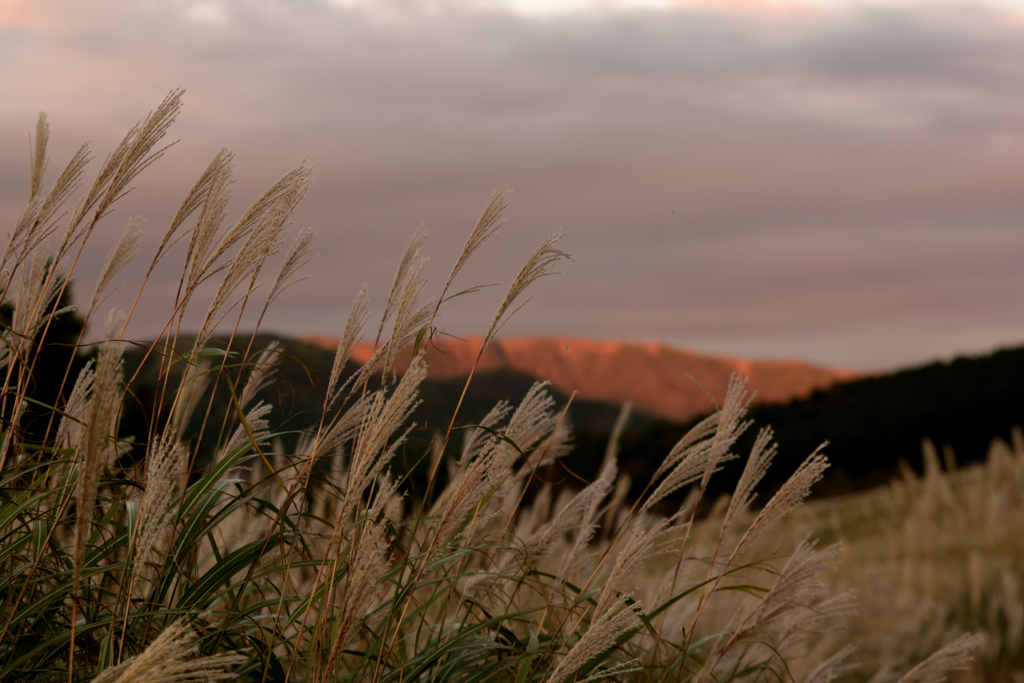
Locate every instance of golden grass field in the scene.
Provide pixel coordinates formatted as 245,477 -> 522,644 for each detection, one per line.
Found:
680,432 -> 1024,682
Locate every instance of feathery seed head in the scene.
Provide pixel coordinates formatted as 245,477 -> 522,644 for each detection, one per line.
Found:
222,401 -> 273,459
548,598 -> 643,683
169,357 -> 211,435
732,446 -> 830,560
377,225 -> 428,342
326,284 -> 369,411
88,215 -> 143,319
484,230 -> 570,346
92,621 -> 244,683
133,431 -> 186,576
266,225 -> 318,307
895,633 -> 984,683
73,309 -> 127,589
343,356 -> 426,519
29,112 -> 49,202
238,341 -> 282,410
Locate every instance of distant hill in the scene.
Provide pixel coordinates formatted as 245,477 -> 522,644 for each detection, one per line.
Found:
302,335 -> 857,424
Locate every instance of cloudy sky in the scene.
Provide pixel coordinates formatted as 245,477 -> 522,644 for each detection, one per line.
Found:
3,0 -> 1024,370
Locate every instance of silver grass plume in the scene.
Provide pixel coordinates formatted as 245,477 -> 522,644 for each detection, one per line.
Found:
238,341 -> 282,410
484,230 -> 570,346
547,597 -> 642,683
57,90 -> 181,260
504,381 -> 560,454
15,242 -> 51,331
1,244 -> 68,371
650,413 -> 719,483
522,462 -> 608,566
342,357 -> 426,520
719,426 -> 777,544
325,284 -> 368,411
90,90 -> 183,224
266,225 -> 318,307
201,160 -> 312,275
461,400 -> 512,462
169,358 -> 211,435
375,225 -> 428,343
49,359 -> 95,490
467,473 -> 609,604
641,377 -> 752,515
433,187 -> 509,312
221,401 -> 273,458
132,432 -> 186,577
730,445 -> 830,561
603,403 -> 631,472
594,513 -> 677,618
463,473 -> 523,544
895,634 -> 984,683
381,250 -> 431,377
4,114 -> 89,273
36,141 -> 90,235
30,142 -> 90,250
555,453 -> 617,586
519,484 -> 552,538
29,112 -> 49,201
193,206 -> 289,351
182,156 -> 233,299
777,590 -> 858,653
324,478 -> 396,672
346,250 -> 430,385
599,411 -> 634,536
435,382 -> 556,548
149,149 -> 234,275
88,216 -> 143,319
513,412 -> 573,482
803,645 -> 859,683
445,187 -> 508,295
6,200 -> 45,280
57,90 -> 182,260
55,359 -> 95,453
698,375 -> 753,494
92,621 -> 244,683
601,472 -> 632,539
60,127 -> 136,254
73,310 -> 127,590
428,400 -> 512,518
725,539 -> 843,649
699,539 -> 850,683
316,391 -> 375,459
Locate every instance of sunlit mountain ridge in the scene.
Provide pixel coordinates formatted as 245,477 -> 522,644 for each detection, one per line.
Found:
302,335 -> 859,423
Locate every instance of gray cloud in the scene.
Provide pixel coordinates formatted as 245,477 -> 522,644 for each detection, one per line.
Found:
3,1 -> 1024,369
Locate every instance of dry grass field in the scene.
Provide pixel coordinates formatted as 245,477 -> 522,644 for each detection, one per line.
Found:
673,432 -> 1024,683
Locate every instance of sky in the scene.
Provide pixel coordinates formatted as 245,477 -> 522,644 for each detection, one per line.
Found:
3,0 -> 1024,370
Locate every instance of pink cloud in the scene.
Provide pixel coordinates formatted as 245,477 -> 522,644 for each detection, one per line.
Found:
670,0 -> 817,13
0,0 -> 66,32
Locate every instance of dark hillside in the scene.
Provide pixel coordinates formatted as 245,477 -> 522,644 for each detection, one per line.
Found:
556,344 -> 1024,501
119,335 -> 1024,505
740,345 -> 1024,494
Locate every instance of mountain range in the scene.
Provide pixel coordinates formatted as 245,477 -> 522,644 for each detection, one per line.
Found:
301,335 -> 858,424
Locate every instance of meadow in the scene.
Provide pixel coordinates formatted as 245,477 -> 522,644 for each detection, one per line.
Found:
0,91 -> 994,682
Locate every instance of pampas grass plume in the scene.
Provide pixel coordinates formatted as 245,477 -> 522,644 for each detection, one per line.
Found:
92,621 -> 244,683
